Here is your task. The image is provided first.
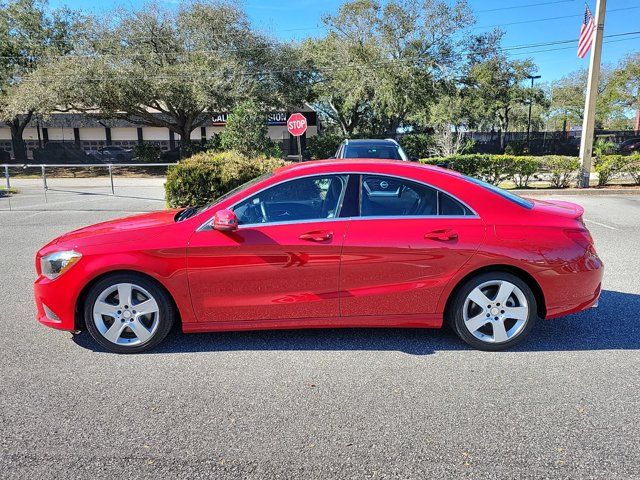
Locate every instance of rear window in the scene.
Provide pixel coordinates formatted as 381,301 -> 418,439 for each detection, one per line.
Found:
344,144 -> 405,160
462,175 -> 533,209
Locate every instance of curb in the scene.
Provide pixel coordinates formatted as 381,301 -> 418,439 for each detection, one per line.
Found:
514,188 -> 640,197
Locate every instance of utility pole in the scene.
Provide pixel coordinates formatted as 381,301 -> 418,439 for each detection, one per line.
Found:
578,0 -> 606,188
526,75 -> 541,150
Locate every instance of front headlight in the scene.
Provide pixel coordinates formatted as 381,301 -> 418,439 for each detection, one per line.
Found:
40,250 -> 82,280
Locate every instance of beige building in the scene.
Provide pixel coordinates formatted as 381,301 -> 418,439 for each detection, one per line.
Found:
0,106 -> 318,160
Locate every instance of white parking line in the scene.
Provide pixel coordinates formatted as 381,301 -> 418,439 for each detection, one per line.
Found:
584,218 -> 617,230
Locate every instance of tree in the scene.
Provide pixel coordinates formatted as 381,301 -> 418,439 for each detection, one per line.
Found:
605,53 -> 640,128
0,0 -> 85,160
547,64 -> 634,131
28,1 -> 306,155
462,55 -> 543,148
304,0 -> 472,137
220,100 -> 279,156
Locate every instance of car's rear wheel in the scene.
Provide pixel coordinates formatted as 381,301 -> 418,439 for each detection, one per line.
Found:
84,273 -> 175,353
449,272 -> 537,351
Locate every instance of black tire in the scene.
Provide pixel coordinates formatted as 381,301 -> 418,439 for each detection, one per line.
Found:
84,273 -> 175,353
448,272 -> 537,351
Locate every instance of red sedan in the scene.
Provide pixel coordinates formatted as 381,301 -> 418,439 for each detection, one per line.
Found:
34,159 -> 603,353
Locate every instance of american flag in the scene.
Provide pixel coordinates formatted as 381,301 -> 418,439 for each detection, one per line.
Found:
577,4 -> 595,58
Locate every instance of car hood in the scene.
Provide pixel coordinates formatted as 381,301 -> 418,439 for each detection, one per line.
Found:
54,209 -> 181,247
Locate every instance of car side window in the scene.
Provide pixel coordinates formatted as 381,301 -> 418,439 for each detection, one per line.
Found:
359,175 -> 471,217
233,175 -> 348,225
438,191 -> 473,216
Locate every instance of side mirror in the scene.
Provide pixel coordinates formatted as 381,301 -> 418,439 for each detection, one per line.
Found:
212,209 -> 238,232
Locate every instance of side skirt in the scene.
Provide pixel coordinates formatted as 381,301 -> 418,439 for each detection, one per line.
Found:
182,313 -> 442,334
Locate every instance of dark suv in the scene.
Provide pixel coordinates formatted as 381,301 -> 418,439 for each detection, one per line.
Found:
335,139 -> 410,161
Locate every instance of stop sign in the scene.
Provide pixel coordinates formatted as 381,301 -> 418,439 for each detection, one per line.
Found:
287,113 -> 307,137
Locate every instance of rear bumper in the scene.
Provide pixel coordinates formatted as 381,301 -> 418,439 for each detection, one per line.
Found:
545,283 -> 601,319
538,251 -> 604,319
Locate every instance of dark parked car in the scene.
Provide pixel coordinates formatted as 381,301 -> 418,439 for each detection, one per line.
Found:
335,139 -> 411,161
618,137 -> 640,155
87,146 -> 135,163
32,143 -> 92,164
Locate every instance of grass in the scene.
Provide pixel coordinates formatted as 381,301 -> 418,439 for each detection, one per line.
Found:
0,186 -> 18,197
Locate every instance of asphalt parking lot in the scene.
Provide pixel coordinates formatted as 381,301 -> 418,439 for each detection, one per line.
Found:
1,179 -> 639,479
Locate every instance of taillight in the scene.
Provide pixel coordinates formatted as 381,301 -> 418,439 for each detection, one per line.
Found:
564,228 -> 594,251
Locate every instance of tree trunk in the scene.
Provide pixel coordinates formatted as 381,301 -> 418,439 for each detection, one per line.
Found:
173,124 -> 194,159
499,107 -> 510,151
7,112 -> 33,162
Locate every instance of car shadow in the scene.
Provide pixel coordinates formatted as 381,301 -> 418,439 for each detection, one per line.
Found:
72,289 -> 640,355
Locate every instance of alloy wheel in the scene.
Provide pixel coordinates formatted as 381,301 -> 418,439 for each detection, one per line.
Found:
462,280 -> 529,344
92,282 -> 160,346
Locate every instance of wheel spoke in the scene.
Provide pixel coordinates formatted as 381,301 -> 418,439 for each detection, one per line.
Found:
465,313 -> 489,333
492,320 -> 509,343
117,284 -> 133,307
94,301 -> 116,317
103,321 -> 126,343
504,306 -> 528,321
128,319 -> 153,343
494,281 -> 515,305
134,298 -> 159,316
467,287 -> 491,308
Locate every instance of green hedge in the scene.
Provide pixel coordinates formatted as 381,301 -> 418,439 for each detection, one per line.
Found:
594,153 -> 640,186
422,153 -> 640,188
165,151 -> 287,208
421,154 -> 538,186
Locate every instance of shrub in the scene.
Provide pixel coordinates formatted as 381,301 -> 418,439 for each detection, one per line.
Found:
420,154 -> 517,185
593,138 -> 617,157
220,100 -> 281,157
511,156 -> 540,188
477,155 -> 519,185
420,154 -> 483,177
422,154 -> 580,189
622,153 -> 640,185
504,140 -> 528,156
134,143 -> 162,163
307,133 -> 343,159
541,155 -> 580,188
398,134 -> 433,159
164,151 -> 287,208
594,154 -> 626,186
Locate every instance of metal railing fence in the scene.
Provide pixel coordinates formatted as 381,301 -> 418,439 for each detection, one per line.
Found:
2,163 -> 177,195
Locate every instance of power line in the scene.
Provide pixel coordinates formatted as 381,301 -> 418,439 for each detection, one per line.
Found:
475,0 -> 576,13
501,30 -> 640,52
474,4 -> 640,29
509,34 -> 640,56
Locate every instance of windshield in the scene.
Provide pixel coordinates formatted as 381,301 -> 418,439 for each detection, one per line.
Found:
188,172 -> 274,217
343,144 -> 408,161
461,175 -> 533,209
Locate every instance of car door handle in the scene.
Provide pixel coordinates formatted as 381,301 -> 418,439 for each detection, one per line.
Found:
424,229 -> 458,241
299,231 -> 333,242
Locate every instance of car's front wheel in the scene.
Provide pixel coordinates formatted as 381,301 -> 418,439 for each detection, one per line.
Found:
84,273 -> 175,353
449,272 -> 537,351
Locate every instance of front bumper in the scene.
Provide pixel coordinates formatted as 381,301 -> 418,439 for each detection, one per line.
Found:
34,275 -> 79,331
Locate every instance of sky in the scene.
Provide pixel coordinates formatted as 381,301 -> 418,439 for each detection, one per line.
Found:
48,0 -> 640,84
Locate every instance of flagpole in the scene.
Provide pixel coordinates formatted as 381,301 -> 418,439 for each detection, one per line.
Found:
578,0 -> 607,188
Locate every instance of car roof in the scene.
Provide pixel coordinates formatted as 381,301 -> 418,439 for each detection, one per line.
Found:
274,158 -> 458,178
342,139 -> 399,145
